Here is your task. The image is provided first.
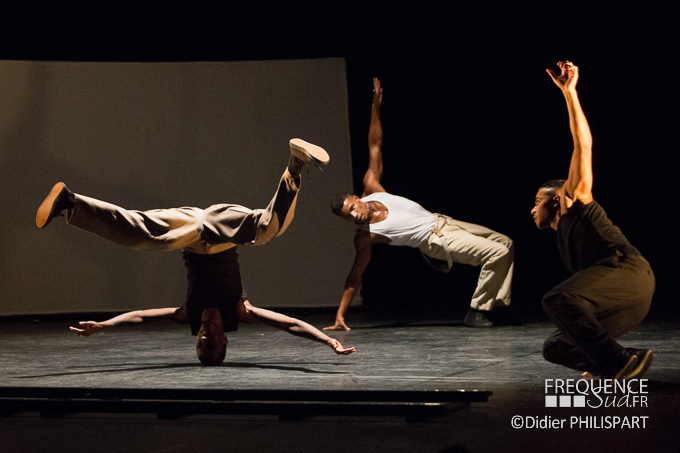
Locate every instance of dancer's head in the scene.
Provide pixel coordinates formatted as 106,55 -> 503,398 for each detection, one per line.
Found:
531,179 -> 565,230
331,193 -> 369,224
196,308 -> 228,366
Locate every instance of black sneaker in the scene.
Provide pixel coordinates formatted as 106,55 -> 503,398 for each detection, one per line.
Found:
602,351 -> 638,381
623,349 -> 653,380
36,182 -> 74,228
464,308 -> 493,327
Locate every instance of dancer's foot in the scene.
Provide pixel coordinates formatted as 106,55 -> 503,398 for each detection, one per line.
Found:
623,348 -> 653,380
36,182 -> 75,228
288,138 -> 329,177
602,350 -> 638,381
289,138 -> 329,166
464,308 -> 493,327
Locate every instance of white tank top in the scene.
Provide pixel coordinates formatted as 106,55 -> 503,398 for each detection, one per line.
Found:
360,192 -> 436,247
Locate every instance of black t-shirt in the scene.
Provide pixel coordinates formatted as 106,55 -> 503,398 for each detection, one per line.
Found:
183,248 -> 248,335
557,200 -> 640,274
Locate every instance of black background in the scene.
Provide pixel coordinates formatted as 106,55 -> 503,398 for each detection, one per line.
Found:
2,1 -> 676,321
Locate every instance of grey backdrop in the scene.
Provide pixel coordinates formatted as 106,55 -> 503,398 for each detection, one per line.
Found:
0,58 -> 355,315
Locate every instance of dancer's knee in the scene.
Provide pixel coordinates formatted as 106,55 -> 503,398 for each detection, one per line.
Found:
485,242 -> 511,263
541,290 -> 568,314
542,338 -> 562,364
505,238 -> 514,258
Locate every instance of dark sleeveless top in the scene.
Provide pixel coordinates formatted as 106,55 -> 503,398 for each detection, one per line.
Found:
557,200 -> 640,274
183,248 -> 248,335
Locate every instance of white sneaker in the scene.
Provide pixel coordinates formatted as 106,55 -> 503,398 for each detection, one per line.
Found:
289,138 -> 329,166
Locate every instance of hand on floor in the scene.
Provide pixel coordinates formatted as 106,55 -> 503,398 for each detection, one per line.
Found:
324,320 -> 351,331
328,338 -> 356,355
69,321 -> 103,337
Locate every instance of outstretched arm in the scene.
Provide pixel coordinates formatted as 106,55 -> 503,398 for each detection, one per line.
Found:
238,301 -> 356,354
69,306 -> 187,336
362,77 -> 386,196
546,61 -> 594,209
324,231 -> 374,331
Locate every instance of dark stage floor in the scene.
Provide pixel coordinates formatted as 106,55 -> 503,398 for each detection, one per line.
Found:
1,313 -> 678,452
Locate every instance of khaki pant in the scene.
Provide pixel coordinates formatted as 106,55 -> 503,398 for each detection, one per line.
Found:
68,169 -> 299,255
419,215 -> 513,310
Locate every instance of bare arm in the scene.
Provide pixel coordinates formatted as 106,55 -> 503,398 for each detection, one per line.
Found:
238,301 -> 355,354
324,231 -> 374,331
362,77 -> 386,196
69,306 -> 187,336
546,61 -> 594,210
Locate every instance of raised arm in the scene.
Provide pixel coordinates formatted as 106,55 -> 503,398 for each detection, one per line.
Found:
324,230 -> 374,331
238,301 -> 355,354
69,306 -> 187,336
362,77 -> 386,196
546,61 -> 594,209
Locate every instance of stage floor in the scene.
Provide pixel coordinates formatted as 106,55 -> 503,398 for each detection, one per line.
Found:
1,314 -> 679,452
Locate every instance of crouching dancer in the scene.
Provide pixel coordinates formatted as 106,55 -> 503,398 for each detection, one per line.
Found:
532,61 -> 654,380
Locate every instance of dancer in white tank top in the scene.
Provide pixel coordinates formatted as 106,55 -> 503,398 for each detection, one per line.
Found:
327,78 -> 514,330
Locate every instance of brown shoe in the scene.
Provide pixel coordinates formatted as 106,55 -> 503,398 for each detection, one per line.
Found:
36,182 -> 74,228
